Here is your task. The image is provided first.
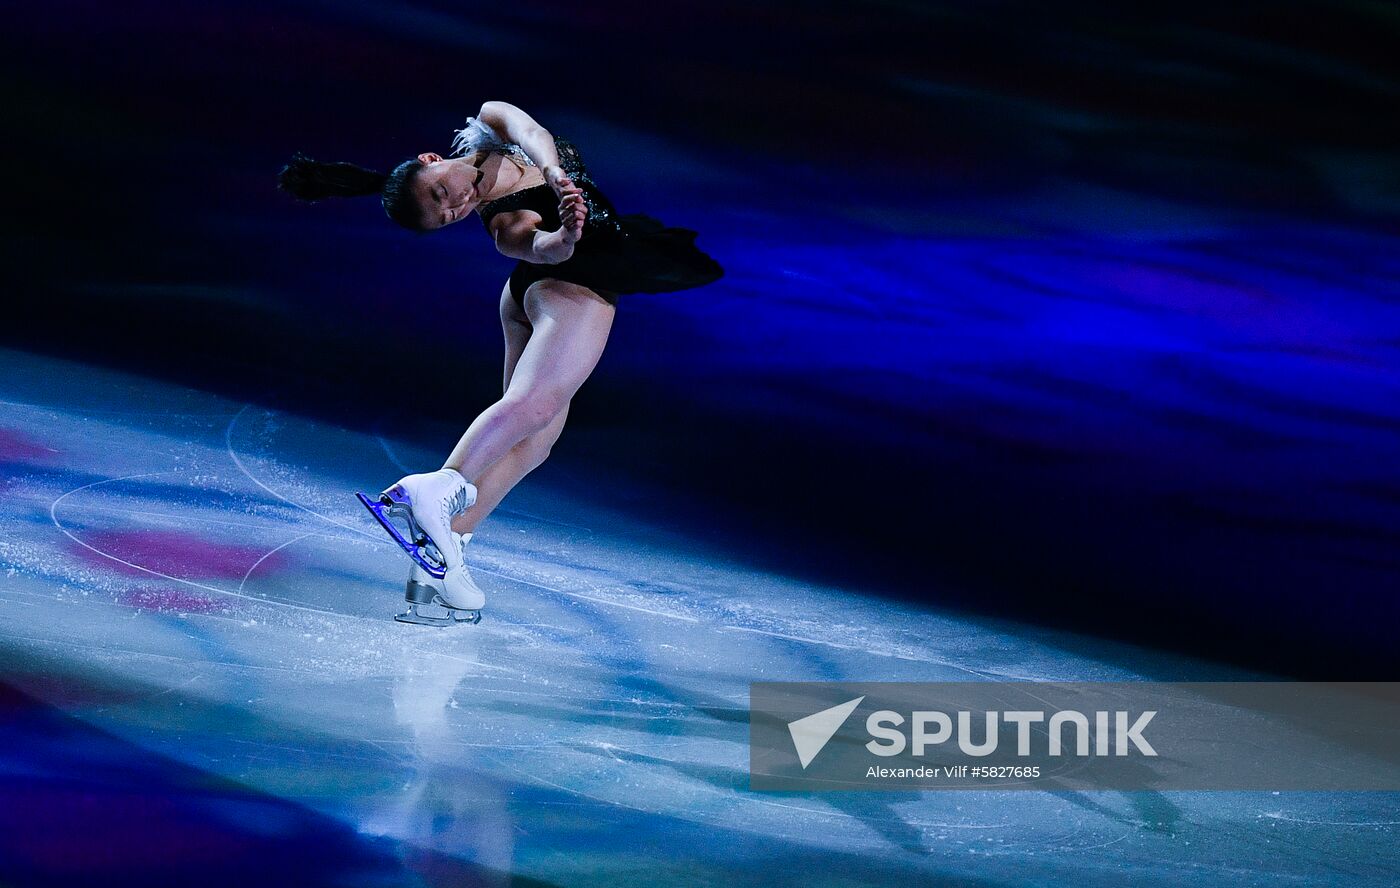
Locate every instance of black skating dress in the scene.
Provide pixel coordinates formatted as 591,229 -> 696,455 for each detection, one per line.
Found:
453,118 -> 724,307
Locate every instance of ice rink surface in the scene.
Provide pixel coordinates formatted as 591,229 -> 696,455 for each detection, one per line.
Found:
1,349 -> 1396,887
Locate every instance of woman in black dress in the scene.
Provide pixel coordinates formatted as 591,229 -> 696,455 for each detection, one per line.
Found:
279,101 -> 722,623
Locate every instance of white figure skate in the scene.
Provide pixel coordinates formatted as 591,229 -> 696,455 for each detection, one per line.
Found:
356,468 -> 483,625
400,533 -> 485,626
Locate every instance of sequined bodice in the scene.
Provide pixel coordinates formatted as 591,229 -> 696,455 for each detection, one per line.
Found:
478,139 -> 621,236
451,117 -> 621,236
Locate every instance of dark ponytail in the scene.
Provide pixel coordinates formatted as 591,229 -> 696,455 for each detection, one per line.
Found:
278,152 -> 428,231
278,153 -> 386,200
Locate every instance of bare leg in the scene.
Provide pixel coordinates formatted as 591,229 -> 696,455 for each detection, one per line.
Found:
451,282 -> 565,534
443,278 -> 613,507
452,405 -> 568,534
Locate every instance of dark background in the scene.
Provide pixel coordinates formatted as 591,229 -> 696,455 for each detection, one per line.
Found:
5,1 -> 1399,675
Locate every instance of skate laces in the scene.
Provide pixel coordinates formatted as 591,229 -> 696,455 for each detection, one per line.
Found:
443,480 -> 471,521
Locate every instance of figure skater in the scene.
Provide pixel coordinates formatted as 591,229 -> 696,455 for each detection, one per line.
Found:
278,101 -> 722,624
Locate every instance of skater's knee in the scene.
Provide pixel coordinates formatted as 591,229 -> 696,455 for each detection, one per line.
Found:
501,386 -> 569,433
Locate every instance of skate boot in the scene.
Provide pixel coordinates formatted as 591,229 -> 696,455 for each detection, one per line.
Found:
398,533 -> 485,626
356,468 -> 477,578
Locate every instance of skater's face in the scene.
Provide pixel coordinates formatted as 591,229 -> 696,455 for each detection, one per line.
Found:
411,153 -> 484,230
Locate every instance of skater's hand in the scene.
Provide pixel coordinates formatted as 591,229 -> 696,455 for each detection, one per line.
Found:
556,175 -> 587,244
544,165 -> 579,204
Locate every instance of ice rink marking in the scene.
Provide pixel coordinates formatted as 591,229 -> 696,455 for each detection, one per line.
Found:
238,532 -> 316,596
226,404 -> 386,543
51,472 -> 354,620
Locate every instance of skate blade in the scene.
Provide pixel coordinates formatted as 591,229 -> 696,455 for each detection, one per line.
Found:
395,603 -> 482,627
355,490 -> 447,578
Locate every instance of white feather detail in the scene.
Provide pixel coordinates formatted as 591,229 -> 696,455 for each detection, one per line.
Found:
449,117 -> 498,156
450,116 -> 536,166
